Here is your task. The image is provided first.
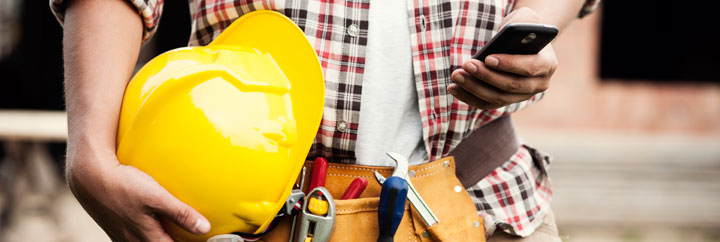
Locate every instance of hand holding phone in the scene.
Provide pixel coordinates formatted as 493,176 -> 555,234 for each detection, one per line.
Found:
448,17 -> 560,110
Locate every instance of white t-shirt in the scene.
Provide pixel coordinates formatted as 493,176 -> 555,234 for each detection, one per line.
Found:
354,0 -> 427,166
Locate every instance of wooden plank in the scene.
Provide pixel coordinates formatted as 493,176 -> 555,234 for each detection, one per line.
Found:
0,110 -> 67,141
518,130 -> 720,228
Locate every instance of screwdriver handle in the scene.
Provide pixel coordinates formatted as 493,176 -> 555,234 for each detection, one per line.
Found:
377,176 -> 408,242
377,236 -> 393,242
341,177 -> 368,200
308,157 -> 328,193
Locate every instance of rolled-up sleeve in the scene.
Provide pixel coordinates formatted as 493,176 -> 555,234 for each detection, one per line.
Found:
578,0 -> 601,18
49,0 -> 164,43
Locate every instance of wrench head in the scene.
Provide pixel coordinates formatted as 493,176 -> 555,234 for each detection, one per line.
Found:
374,171 -> 387,184
297,187 -> 335,242
386,152 -> 409,179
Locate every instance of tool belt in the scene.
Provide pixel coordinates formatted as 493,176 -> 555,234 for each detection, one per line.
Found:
261,157 -> 484,242
260,116 -> 518,242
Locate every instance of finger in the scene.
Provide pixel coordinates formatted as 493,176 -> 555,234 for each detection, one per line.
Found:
452,69 -> 537,106
460,61 -> 549,94
146,188 -> 211,235
114,229 -> 140,242
134,215 -> 175,242
456,75 -> 533,106
447,83 -> 498,109
483,51 -> 555,77
142,231 -> 174,242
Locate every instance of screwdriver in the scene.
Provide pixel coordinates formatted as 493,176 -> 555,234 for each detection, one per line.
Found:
308,157 -> 330,216
308,157 -> 328,193
376,176 -> 408,242
341,177 -> 368,200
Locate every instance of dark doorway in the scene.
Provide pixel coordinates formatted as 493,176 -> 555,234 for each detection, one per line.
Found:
600,1 -> 720,83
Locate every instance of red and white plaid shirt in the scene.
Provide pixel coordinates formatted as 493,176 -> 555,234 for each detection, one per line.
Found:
51,0 -> 598,237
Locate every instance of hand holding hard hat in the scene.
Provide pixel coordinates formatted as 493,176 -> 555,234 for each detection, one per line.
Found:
116,11 -> 324,242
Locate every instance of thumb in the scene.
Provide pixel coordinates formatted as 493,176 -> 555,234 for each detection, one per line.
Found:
153,191 -> 211,235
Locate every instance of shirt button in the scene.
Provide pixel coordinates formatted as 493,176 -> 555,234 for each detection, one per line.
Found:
336,120 -> 348,132
347,24 -> 359,37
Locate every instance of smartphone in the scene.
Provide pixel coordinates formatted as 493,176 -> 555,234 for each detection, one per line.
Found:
472,23 -> 558,61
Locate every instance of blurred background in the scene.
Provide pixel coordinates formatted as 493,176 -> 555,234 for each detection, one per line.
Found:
0,1 -> 719,241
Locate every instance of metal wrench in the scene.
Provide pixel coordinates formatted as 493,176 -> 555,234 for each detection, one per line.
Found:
289,167 -> 307,242
296,187 -> 335,242
374,152 -> 439,227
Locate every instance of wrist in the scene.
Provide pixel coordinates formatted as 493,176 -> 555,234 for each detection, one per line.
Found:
503,7 -> 543,26
65,152 -> 120,204
510,0 -> 586,32
66,131 -> 119,180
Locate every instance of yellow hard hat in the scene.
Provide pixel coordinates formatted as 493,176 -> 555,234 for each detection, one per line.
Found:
116,10 -> 324,242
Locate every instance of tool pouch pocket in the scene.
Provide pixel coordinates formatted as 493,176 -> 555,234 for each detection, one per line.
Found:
261,157 -> 486,242
406,157 -> 486,242
331,197 -> 383,241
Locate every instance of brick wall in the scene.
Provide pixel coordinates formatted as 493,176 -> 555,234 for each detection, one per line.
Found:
513,9 -> 720,137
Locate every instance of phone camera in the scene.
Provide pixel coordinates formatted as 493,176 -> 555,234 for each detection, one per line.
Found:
521,33 -> 536,44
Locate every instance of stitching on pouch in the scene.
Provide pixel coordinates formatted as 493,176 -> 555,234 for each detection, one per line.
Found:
414,162 -> 443,173
327,165 -> 389,172
409,221 -> 414,242
327,161 -> 447,174
326,173 -> 373,178
414,168 -> 444,178
336,207 -> 376,212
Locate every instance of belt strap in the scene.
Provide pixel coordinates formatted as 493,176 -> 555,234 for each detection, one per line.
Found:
450,115 -> 519,188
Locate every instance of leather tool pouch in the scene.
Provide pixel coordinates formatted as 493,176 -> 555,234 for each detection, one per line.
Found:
263,116 -> 518,241
261,157 -> 486,242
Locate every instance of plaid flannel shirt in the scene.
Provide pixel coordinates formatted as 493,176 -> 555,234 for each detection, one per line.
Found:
51,0 -> 598,237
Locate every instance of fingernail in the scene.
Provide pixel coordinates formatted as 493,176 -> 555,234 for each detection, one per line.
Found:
194,218 -> 211,234
463,62 -> 477,73
454,74 -> 466,84
485,56 -> 499,67
448,86 -> 457,95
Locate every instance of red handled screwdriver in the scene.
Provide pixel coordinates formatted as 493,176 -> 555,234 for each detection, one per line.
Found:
341,177 -> 368,199
308,157 -> 328,194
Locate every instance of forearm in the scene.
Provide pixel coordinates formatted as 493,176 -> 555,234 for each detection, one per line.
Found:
59,2 -> 213,239
513,0 -> 586,33
63,0 -> 142,173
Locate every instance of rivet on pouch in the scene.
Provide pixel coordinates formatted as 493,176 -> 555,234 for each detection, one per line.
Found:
454,185 -> 462,192
422,231 -> 430,238
408,170 -> 416,178
473,221 -> 481,228
443,161 -> 450,167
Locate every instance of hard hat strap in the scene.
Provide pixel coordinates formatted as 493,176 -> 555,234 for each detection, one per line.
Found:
231,189 -> 305,240
232,217 -> 281,241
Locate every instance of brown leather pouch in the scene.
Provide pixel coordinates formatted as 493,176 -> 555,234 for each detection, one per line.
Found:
261,157 -> 485,242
